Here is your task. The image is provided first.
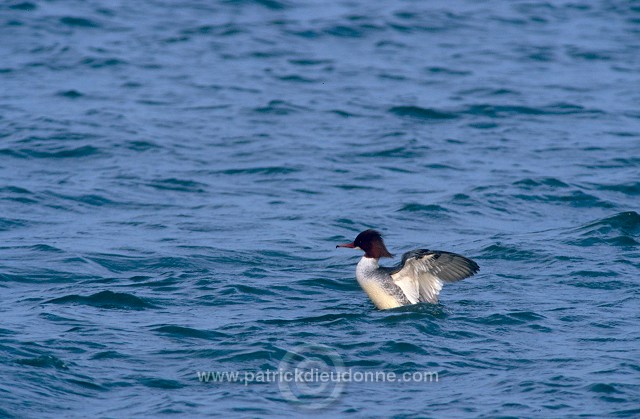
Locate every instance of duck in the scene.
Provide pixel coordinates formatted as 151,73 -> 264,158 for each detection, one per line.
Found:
337,229 -> 479,309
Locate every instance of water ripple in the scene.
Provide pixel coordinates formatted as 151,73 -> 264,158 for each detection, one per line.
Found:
2,0 -> 639,416
45,291 -> 156,310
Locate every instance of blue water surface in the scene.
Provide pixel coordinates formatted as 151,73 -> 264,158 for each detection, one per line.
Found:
1,0 -> 639,416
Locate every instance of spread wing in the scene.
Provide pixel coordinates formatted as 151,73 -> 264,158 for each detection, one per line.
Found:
384,250 -> 479,304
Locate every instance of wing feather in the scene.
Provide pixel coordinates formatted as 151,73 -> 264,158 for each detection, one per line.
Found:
389,249 -> 479,304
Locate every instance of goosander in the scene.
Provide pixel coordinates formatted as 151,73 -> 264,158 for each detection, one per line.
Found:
337,229 -> 479,309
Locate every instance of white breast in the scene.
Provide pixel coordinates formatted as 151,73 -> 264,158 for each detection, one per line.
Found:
355,257 -> 403,310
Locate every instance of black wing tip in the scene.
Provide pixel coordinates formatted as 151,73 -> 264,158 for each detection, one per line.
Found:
466,258 -> 480,275
413,249 -> 480,280
448,252 -> 479,277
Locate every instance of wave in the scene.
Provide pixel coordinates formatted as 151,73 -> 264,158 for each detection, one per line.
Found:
45,290 -> 156,310
146,178 -> 207,193
0,145 -> 101,159
151,325 -> 229,340
16,354 -> 68,369
389,106 -> 458,120
569,211 -> 640,246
